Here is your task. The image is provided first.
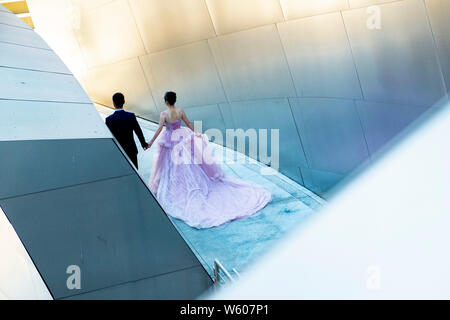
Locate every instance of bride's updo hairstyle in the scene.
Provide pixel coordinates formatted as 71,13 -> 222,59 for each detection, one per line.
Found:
164,91 -> 177,106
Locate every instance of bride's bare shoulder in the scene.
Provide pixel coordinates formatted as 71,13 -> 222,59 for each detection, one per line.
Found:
159,110 -> 167,122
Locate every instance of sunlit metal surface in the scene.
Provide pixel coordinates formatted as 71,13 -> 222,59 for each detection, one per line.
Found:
209,25 -> 296,101
84,57 -> 159,120
343,0 -> 446,106
0,41 -> 69,72
0,9 -> 30,28
129,0 -> 215,53
0,67 -> 91,103
278,12 -> 362,99
140,40 -> 226,110
24,0 -> 450,196
280,0 -> 349,20
348,0 -> 394,8
206,0 -> 284,35
0,22 -> 47,48
0,100 -> 110,141
75,0 -> 146,67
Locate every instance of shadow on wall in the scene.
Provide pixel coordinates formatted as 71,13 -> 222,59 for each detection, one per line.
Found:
27,0 -> 450,197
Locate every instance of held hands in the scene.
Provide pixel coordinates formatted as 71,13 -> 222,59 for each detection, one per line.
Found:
143,142 -> 151,150
144,141 -> 153,150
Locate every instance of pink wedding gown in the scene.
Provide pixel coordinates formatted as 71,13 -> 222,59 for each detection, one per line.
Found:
149,119 -> 271,229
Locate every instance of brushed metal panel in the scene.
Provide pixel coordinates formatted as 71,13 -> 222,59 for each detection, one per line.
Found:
65,265 -> 211,299
280,0 -> 349,20
183,104 -> 226,135
0,23 -> 50,49
226,98 -> 308,168
356,100 -> 429,156
140,41 -> 226,110
0,67 -> 91,103
0,139 -> 131,200
426,0 -> 450,93
75,0 -> 145,67
0,100 -> 111,141
85,58 -> 159,121
27,0 -> 89,79
0,10 -> 31,29
206,0 -> 284,35
0,42 -> 70,73
278,12 -> 362,99
343,0 -> 446,106
218,103 -> 235,129
129,0 -> 215,53
348,0 -> 393,8
75,0 -> 116,12
300,166 -> 344,196
290,98 -> 370,174
1,174 -> 210,299
279,166 -> 304,186
209,25 -> 296,101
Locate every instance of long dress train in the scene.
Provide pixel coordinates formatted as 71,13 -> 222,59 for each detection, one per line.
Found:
149,120 -> 271,229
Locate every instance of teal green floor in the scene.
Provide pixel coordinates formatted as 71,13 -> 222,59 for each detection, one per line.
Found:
97,105 -> 325,278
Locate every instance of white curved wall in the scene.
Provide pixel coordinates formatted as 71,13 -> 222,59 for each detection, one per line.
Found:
0,206 -> 51,300
27,0 -> 450,196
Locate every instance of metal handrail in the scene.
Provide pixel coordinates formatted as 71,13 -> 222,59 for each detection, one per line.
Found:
213,259 -> 239,286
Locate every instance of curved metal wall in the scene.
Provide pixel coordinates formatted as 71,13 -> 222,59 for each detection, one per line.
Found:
0,4 -> 212,299
27,0 -> 450,196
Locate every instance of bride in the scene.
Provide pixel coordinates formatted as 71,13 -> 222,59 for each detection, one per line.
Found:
147,91 -> 271,229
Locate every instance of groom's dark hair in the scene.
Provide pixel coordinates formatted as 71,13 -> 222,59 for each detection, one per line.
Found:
164,91 -> 177,106
112,92 -> 125,108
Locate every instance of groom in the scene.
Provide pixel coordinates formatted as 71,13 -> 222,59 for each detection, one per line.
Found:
105,92 -> 149,169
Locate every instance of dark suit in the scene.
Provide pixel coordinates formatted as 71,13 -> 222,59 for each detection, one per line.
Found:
106,110 -> 147,169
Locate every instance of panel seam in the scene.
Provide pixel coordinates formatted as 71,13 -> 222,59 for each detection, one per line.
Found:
0,173 -> 135,202
57,264 -> 207,300
0,65 -> 72,76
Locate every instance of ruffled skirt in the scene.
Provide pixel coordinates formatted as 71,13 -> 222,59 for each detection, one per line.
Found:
149,127 -> 271,229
